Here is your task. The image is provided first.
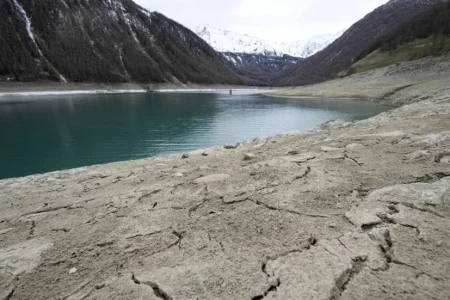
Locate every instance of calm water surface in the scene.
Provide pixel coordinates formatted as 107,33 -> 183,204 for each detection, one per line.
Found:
0,91 -> 390,179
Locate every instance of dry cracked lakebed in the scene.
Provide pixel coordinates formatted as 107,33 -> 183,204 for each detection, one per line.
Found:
1,60 -> 450,299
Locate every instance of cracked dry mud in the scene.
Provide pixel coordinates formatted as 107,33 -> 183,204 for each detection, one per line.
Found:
1,56 -> 450,299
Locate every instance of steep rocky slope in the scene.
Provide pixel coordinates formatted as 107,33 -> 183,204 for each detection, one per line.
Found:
0,0 -> 243,84
277,0 -> 447,86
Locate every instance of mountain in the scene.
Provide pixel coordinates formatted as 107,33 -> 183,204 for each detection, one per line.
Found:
196,26 -> 282,56
196,25 -> 342,58
195,25 -> 340,84
220,52 -> 301,85
274,31 -> 345,58
0,0 -> 244,84
355,1 -> 450,63
276,0 -> 448,86
339,1 -> 450,76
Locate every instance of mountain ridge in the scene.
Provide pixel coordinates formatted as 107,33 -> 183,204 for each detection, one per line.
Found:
276,0 -> 448,86
195,25 -> 343,58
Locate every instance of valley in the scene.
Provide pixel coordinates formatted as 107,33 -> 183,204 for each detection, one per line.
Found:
0,0 -> 450,299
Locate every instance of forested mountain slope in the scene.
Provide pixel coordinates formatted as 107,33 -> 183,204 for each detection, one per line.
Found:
276,0 -> 448,86
0,0 -> 244,84
340,1 -> 450,76
356,1 -> 450,62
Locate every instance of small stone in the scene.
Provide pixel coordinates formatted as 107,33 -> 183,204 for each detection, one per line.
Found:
69,267 -> 78,274
260,188 -> 276,195
287,150 -> 300,155
435,151 -> 450,163
368,227 -> 390,249
194,174 -> 231,184
181,153 -> 189,159
243,153 -> 256,161
346,143 -> 364,149
321,146 -> 344,152
282,153 -> 317,163
224,143 -> 239,149
345,208 -> 383,228
0,228 -> 14,235
202,151 -> 209,156
173,173 -> 184,177
95,283 -> 106,290
406,150 -> 430,161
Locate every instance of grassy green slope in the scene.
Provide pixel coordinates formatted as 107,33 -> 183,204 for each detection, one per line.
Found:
339,36 -> 450,76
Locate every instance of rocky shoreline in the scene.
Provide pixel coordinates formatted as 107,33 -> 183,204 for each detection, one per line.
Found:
1,56 -> 449,299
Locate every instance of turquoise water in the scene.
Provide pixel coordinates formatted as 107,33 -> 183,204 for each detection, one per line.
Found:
0,91 -> 390,179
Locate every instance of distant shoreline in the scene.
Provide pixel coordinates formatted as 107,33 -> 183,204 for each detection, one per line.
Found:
0,82 -> 277,98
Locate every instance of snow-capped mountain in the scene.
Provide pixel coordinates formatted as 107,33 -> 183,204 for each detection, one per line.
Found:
195,25 -> 342,84
275,31 -> 345,58
196,26 -> 282,56
195,25 -> 344,58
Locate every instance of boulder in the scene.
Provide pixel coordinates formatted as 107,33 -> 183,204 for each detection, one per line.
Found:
243,153 -> 256,161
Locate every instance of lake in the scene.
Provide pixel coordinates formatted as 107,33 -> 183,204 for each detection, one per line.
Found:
0,90 -> 390,179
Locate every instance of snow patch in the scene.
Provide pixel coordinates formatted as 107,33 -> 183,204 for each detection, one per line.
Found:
12,0 -> 44,57
12,0 -> 68,83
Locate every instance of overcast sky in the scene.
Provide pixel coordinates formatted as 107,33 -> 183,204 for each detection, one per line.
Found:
134,0 -> 389,42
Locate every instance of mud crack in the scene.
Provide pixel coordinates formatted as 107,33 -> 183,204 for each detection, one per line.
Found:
252,237 -> 317,300
132,273 -> 173,300
330,256 -> 366,300
293,166 -> 311,181
22,204 -> 74,217
126,230 -> 163,240
252,198 -> 331,218
27,220 -> 36,238
5,287 -> 15,300
344,154 -> 363,166
188,197 -> 216,217
413,172 -> 450,183
251,279 -> 280,300
401,202 -> 445,218
138,189 -> 163,202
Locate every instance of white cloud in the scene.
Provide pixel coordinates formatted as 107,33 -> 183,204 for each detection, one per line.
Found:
134,0 -> 389,41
